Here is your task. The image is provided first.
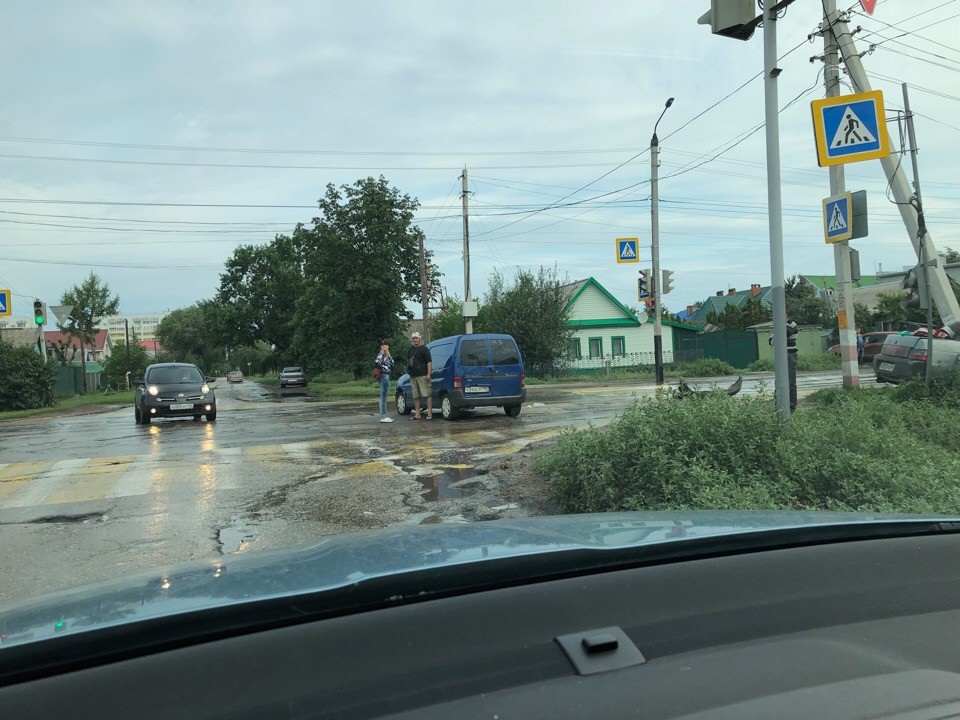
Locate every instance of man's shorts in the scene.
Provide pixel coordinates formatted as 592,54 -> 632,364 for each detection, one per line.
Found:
411,375 -> 431,398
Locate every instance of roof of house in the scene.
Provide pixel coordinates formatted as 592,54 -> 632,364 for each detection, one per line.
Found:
561,277 -> 640,328
687,286 -> 772,325
646,317 -> 701,332
44,329 -> 110,352
137,340 -> 164,350
803,275 -> 878,291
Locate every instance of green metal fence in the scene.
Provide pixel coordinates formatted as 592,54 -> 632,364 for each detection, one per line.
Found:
676,330 -> 759,370
54,365 -> 84,396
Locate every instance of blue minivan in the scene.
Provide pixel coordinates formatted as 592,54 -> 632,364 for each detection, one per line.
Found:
395,334 -> 526,420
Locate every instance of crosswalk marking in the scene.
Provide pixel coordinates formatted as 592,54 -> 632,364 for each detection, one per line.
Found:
0,459 -> 88,508
106,455 -> 160,499
44,456 -> 137,505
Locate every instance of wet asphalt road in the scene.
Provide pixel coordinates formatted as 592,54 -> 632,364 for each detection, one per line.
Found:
0,371 -> 873,604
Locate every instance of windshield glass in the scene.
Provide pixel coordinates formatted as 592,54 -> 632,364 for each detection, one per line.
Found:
2,1 -> 959,649
146,366 -> 204,385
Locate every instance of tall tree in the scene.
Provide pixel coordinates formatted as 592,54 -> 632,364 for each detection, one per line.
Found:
291,176 -> 438,376
217,230 -> 306,358
155,301 -> 228,374
945,246 -> 960,264
705,299 -> 771,330
482,267 -> 571,377
104,340 -> 150,389
784,275 -> 832,326
60,272 -> 120,393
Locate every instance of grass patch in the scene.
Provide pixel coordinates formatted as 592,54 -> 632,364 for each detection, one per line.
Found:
0,390 -> 136,421
537,374 -> 960,514
746,358 -> 775,372
674,358 -> 738,377
797,353 -> 842,371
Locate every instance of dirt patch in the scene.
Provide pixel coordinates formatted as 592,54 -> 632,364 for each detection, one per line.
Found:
480,440 -> 561,517
0,403 -> 132,423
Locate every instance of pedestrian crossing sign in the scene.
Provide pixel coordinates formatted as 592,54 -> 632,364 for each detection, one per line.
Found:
823,192 -> 853,243
0,289 -> 10,317
811,90 -> 890,167
616,237 -> 639,264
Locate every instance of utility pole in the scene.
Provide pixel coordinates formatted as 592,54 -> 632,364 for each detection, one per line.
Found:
822,0 -> 859,389
461,166 -> 473,334
903,84 -> 933,385
763,2 -> 791,419
832,12 -> 960,336
124,318 -> 131,388
419,232 -> 430,343
650,97 -> 674,385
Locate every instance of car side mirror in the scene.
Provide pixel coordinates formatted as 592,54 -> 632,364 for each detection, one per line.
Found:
134,378 -> 144,386
206,376 -> 217,384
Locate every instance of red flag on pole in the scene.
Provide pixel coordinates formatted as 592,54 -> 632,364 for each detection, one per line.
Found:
859,0 -> 877,14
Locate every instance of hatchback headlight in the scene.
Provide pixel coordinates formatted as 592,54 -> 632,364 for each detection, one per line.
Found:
147,385 -> 159,396
201,384 -> 210,394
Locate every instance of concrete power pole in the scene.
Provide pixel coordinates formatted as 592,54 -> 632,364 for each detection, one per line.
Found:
650,98 -> 674,385
762,2 -> 791,419
419,233 -> 430,343
822,0 -> 860,389
831,11 -> 960,335
461,166 -> 473,335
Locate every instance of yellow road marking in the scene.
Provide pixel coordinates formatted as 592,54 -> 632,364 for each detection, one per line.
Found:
44,456 -> 136,505
0,461 -> 56,483
337,460 -> 401,478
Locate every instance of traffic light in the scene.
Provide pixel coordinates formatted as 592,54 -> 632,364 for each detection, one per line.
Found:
661,269 -> 675,295
33,300 -> 45,326
900,266 -> 930,310
697,0 -> 759,41
638,269 -> 651,300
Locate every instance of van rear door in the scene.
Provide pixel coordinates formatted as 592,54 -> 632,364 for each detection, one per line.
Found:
489,337 -> 523,398
457,337 -> 493,396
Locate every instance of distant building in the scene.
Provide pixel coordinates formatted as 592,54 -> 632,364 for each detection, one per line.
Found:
687,284 -> 772,325
101,313 -> 168,343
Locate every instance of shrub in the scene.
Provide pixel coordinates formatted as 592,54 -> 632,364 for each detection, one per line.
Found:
0,341 -> 58,410
891,370 -> 960,409
675,358 -> 738,377
797,353 -> 841,371
746,358 -> 775,372
536,387 -> 960,515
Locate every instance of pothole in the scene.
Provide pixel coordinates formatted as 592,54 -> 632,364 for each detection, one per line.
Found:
24,512 -> 106,525
216,514 -> 259,554
415,466 -> 478,501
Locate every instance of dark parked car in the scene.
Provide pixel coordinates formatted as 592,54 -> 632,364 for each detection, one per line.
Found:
279,366 -> 307,388
134,363 -> 217,424
873,333 -> 960,383
829,331 -> 897,363
396,333 -> 525,420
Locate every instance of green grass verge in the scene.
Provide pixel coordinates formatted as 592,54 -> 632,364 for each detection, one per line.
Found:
253,374 -> 379,400
0,390 -> 136,421
536,372 -> 960,515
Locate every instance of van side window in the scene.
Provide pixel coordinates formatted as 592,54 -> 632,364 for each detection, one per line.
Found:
460,339 -> 489,366
490,338 -> 520,365
429,342 -> 454,371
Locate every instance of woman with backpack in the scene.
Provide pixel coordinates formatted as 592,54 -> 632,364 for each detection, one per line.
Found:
374,340 -> 394,423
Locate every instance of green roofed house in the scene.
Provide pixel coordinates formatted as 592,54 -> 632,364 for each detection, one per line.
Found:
686,284 -> 772,326
559,277 -> 699,370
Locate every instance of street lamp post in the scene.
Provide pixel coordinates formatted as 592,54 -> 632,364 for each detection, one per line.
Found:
651,97 -> 674,385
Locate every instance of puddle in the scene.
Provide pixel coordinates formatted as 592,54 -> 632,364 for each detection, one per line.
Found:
217,514 -> 259,554
415,466 -> 478,501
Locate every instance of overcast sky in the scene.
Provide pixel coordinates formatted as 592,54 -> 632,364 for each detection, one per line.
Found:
1,0 -> 958,321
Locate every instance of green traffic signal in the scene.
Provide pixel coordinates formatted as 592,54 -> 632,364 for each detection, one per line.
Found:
33,300 -> 44,326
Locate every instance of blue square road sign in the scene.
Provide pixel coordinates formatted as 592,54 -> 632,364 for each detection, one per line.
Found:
811,90 -> 890,167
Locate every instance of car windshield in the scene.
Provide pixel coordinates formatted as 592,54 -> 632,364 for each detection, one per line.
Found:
2,1 -> 960,653
147,367 -> 204,385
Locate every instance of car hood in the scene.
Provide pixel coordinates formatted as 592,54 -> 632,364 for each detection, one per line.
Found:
0,511 -> 954,649
149,382 -> 208,393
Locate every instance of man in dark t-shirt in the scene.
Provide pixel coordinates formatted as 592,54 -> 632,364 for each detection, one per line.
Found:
407,331 -> 433,420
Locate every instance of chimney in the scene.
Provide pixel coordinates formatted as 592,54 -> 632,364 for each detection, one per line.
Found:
750,284 -> 761,297
716,291 -> 723,296
686,305 -> 695,316
727,288 -> 737,296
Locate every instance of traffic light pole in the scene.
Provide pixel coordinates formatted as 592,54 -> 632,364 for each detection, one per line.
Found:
762,3 -> 790,419
822,0 -> 859,389
651,130 -> 663,384
903,84 -> 933,386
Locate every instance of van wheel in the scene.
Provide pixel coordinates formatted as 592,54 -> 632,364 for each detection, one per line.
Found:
396,392 -> 410,415
441,394 -> 459,421
505,404 -> 522,418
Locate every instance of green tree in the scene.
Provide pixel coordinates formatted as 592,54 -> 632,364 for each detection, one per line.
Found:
0,340 -> 58,410
482,267 -> 571,377
785,275 -> 832,326
945,246 -> 960,264
427,297 -> 493,342
705,299 -> 771,330
217,231 -> 306,359
59,272 -> 120,393
155,301 -> 228,374
104,340 -> 150,389
291,176 -> 439,376
229,341 -> 275,376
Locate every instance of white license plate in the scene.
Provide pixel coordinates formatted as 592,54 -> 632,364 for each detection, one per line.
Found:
169,403 -> 194,410
464,386 -> 489,394
879,363 -> 895,372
